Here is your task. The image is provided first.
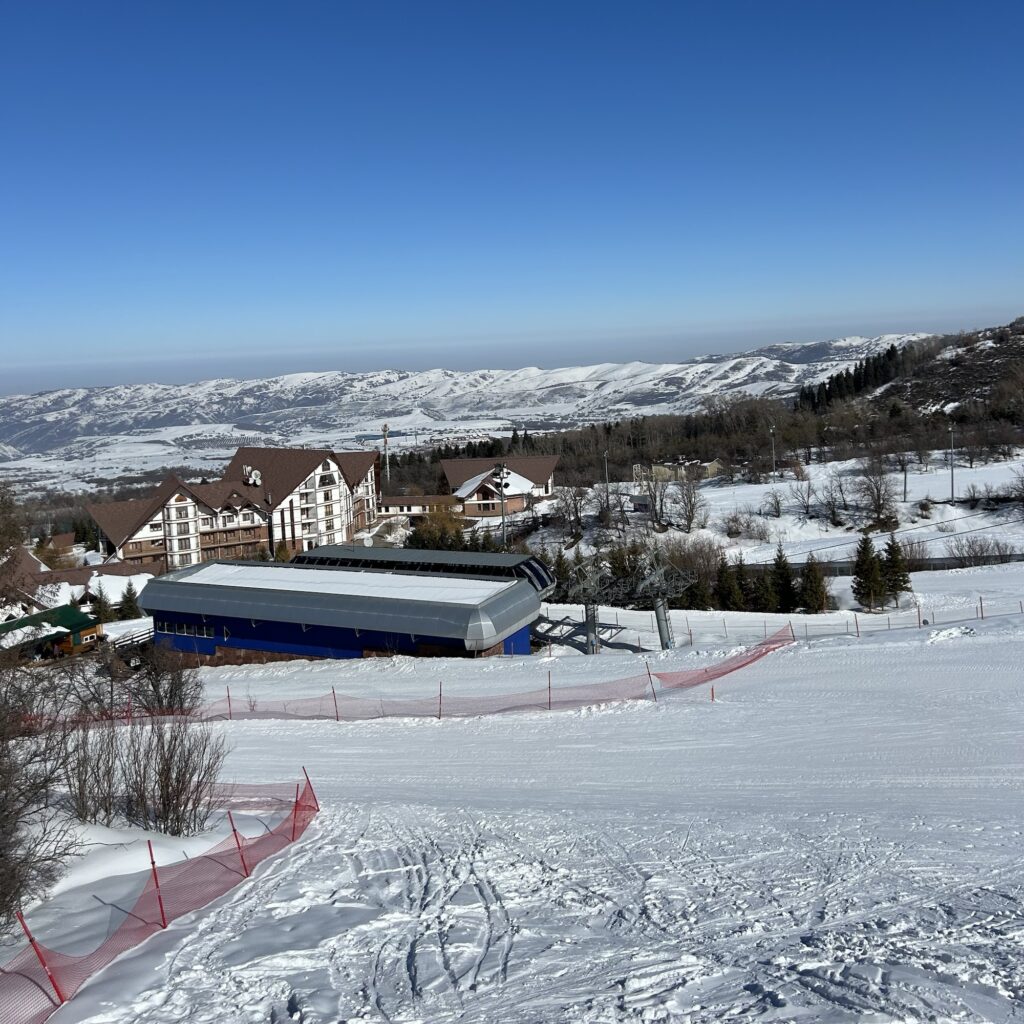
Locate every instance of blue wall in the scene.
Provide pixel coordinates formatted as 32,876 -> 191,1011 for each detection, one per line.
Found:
151,610 -> 531,660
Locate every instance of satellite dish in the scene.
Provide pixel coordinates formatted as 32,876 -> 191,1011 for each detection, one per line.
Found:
250,469 -> 262,486
363,536 -> 373,547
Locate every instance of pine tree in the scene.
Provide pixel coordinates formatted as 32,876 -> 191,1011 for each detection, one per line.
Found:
752,571 -> 778,613
551,548 -> 570,599
733,553 -> 753,608
91,583 -> 113,623
799,552 -> 828,613
851,535 -> 885,610
771,543 -> 797,613
684,576 -> 713,610
715,556 -> 744,611
882,533 -> 911,608
274,541 -> 292,562
118,579 -> 142,620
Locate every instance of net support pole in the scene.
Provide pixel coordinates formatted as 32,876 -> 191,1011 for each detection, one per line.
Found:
917,605 -> 922,628
302,766 -> 319,811
710,685 -> 715,703
147,840 -> 168,928
855,614 -> 860,638
645,662 -> 658,702
548,670 -> 552,711
16,910 -> 65,1005
290,783 -> 300,843
228,811 -> 249,877
438,680 -> 442,720
979,595 -> 984,620
227,686 -> 233,721
331,686 -> 339,722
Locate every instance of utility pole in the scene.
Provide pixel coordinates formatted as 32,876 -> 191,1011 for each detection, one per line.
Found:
948,423 -> 955,503
603,450 -> 611,525
769,424 -> 777,481
493,462 -> 510,548
382,422 -> 390,485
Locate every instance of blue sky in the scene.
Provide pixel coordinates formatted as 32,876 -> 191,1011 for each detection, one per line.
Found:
1,1 -> 1021,393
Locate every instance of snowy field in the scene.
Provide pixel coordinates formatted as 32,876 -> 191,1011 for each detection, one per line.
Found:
1,563 -> 1018,1023
534,452 -> 1024,571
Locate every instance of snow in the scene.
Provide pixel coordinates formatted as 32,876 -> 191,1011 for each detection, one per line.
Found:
454,467 -> 535,499
86,572 -> 151,605
0,332 -> 928,494
4,561 -> 1020,1023
174,561 -> 517,605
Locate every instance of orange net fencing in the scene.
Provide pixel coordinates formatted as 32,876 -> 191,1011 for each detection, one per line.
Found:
0,777 -> 319,1024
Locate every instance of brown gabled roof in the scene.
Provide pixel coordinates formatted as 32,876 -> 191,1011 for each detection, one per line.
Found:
334,450 -> 378,489
220,447 -> 333,508
87,474 -> 186,548
221,447 -> 379,506
88,472 -> 272,549
48,532 -> 76,550
441,455 -> 560,490
33,562 -> 142,588
187,480 -> 268,512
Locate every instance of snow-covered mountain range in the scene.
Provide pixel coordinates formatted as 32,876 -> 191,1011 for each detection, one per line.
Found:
0,333 -> 927,462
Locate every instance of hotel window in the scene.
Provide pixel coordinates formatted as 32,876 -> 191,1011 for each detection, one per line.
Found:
241,512 -> 254,523
325,519 -> 335,531
149,523 -> 162,532
221,515 -> 236,526
323,504 -> 334,516
321,490 -> 333,502
200,517 -> 213,528
176,508 -> 190,519
326,533 -> 336,544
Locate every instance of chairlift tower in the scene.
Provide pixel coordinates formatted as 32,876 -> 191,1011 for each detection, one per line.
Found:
634,563 -> 697,651
567,561 -> 605,655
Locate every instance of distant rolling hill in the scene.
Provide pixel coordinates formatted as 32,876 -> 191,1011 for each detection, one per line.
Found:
0,333 -> 928,459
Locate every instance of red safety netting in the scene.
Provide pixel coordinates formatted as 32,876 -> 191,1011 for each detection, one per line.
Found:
0,777 -> 319,1024
198,626 -> 795,723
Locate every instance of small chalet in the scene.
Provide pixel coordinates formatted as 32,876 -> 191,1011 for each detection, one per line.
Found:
440,456 -> 559,518
0,605 -> 103,659
378,494 -> 464,519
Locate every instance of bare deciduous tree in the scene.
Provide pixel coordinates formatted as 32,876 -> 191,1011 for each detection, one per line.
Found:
945,535 -> 1017,568
0,656 -> 77,925
121,720 -> 228,836
762,489 -> 783,519
129,643 -> 204,715
787,479 -> 817,518
554,486 -> 589,541
855,458 -> 898,523
644,475 -> 672,530
677,479 -> 708,533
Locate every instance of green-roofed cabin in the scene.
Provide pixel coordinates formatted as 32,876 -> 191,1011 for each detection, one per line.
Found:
0,604 -> 104,659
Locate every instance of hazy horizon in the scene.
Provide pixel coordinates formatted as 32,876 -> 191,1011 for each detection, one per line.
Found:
4,303 -> 1020,397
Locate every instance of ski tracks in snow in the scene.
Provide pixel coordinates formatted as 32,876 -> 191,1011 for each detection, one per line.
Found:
65,803 -> 1024,1023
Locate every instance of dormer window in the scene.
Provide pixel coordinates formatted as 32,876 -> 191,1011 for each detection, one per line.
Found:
318,474 -> 336,487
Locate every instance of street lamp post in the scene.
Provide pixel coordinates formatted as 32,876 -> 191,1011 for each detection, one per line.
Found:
769,424 -> 777,481
949,424 -> 955,503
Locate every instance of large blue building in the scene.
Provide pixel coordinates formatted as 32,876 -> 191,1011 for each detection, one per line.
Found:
139,559 -> 541,661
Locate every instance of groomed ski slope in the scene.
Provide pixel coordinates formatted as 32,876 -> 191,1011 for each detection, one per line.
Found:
51,571 -> 1024,1023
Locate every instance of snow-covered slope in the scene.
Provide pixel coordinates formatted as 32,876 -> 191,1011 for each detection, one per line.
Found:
24,565 -> 1024,1024
0,334 -> 928,456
